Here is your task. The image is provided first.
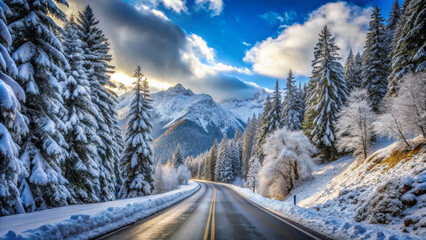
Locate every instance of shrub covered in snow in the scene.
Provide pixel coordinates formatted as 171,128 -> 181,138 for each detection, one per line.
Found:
259,128 -> 316,200
153,163 -> 191,194
176,165 -> 191,185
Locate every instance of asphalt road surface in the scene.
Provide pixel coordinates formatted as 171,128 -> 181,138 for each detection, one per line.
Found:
98,181 -> 326,240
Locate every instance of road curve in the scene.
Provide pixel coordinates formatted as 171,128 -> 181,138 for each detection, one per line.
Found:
97,181 -> 326,240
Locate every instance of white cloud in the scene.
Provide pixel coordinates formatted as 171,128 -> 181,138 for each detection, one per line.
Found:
135,3 -> 170,21
186,33 -> 215,64
245,2 -> 372,77
213,63 -> 252,75
259,10 -> 297,24
147,0 -> 187,13
183,34 -> 251,77
242,41 -> 251,47
61,0 -> 257,101
160,0 -> 187,13
195,0 -> 223,16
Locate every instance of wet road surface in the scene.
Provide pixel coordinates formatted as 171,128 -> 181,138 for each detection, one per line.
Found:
98,181 -> 325,240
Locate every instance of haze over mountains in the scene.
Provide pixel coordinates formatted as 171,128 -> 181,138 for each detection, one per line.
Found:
117,83 -> 266,162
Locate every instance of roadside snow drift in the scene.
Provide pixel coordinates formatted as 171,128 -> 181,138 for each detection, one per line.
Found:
0,182 -> 199,240
229,184 -> 420,240
228,136 -> 426,240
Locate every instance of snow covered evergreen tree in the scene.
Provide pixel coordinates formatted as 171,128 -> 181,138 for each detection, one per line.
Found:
78,5 -> 120,201
113,114 -> 124,197
0,0 -> 28,216
271,79 -> 282,130
202,154 -> 210,180
361,7 -> 389,111
386,0 -> 401,45
215,135 -> 233,183
8,0 -> 73,211
388,0 -> 426,95
303,25 -> 348,161
173,143 -> 184,167
229,139 -> 242,181
61,16 -> 101,203
207,139 -> 217,181
336,89 -> 376,160
344,49 -> 356,91
242,114 -> 257,180
246,157 -> 260,192
280,70 -> 304,131
256,96 -> 272,162
119,66 -> 154,198
352,52 -> 363,89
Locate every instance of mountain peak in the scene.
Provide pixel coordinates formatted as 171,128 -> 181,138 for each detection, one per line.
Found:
167,83 -> 193,95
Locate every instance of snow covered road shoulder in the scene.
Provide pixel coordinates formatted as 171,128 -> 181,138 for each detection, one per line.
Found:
0,181 -> 200,240
228,184 -> 420,240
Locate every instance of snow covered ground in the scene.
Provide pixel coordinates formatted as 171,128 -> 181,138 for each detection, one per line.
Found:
0,181 -> 199,240
229,184 -> 419,240
229,137 -> 425,240
288,137 -> 397,207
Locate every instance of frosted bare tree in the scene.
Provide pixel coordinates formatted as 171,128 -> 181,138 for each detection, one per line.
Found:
336,89 -> 376,160
258,128 -> 315,200
374,73 -> 426,147
392,73 -> 426,138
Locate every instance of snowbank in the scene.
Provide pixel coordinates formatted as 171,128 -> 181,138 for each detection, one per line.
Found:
0,181 -> 199,240
228,184 -> 420,240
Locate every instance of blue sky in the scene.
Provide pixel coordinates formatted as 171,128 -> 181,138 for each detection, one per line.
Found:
66,0 -> 399,100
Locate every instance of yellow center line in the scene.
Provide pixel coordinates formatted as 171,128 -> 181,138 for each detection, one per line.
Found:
203,184 -> 216,240
211,186 -> 216,240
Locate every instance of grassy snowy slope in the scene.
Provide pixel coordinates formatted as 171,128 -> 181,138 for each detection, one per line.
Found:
284,136 -> 425,238
231,136 -> 425,239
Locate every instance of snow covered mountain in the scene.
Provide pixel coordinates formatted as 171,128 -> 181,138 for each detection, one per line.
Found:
220,89 -> 269,122
117,84 -> 245,162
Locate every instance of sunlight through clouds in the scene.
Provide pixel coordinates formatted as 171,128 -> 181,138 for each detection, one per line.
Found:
244,2 -> 372,78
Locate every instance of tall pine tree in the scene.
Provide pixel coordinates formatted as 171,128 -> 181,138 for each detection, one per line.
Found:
173,143 -> 184,167
8,0 -> 73,211
242,114 -> 257,180
256,81 -> 281,162
386,0 -> 401,44
215,135 -> 233,183
280,70 -> 304,131
271,79 -> 282,131
229,139 -> 242,180
62,16 -> 101,203
344,49 -> 355,91
207,139 -> 218,181
303,26 -> 348,161
388,0 -> 425,95
352,52 -> 363,89
119,66 -> 154,198
361,7 -> 389,111
0,0 -> 28,216
256,96 -> 272,162
78,5 -> 120,201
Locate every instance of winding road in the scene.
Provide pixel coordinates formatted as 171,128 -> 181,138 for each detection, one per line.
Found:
98,181 -> 326,240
